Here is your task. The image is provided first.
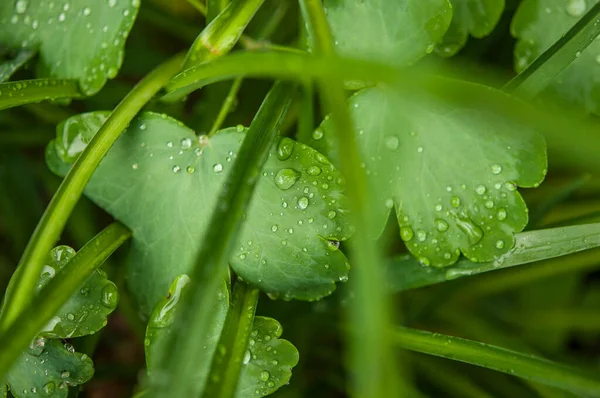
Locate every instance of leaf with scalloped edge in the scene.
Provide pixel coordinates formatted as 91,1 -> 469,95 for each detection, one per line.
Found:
4,338 -> 93,398
236,316 -> 299,397
436,0 -> 505,57
46,111 -> 352,315
301,82 -> 546,267
0,0 -> 140,95
36,246 -> 118,339
323,0 -> 452,67
512,0 -> 600,113
145,275 -> 229,395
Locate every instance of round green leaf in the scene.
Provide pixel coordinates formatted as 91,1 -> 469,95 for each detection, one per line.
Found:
5,338 -> 93,398
436,0 -> 505,57
145,275 -> 229,395
46,112 -> 352,315
36,246 -> 118,338
0,0 -> 140,95
512,0 -> 600,113
323,0 -> 452,67
303,84 -> 547,267
236,316 -> 299,398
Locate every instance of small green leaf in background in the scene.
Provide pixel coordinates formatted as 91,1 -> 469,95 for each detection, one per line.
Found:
236,316 -> 299,398
46,112 -> 352,315
36,246 -> 118,338
302,82 -> 547,267
436,0 -> 505,57
0,0 -> 140,95
145,275 -> 229,394
323,0 -> 452,67
0,49 -> 35,83
4,338 -> 93,398
512,0 -> 600,113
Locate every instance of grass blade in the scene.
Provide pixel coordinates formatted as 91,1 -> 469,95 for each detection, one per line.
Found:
387,222 -> 600,293
0,78 -> 80,111
505,2 -> 600,100
148,82 -> 295,398
393,326 -> 600,397
0,222 -> 131,380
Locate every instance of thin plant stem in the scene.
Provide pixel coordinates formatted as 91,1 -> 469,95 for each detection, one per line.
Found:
209,77 -> 243,136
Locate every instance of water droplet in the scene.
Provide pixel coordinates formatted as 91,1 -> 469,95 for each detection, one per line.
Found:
385,136 -> 399,150
385,198 -> 394,209
42,382 -> 55,396
66,313 -> 75,321
401,226 -> 414,241
101,283 -> 118,308
566,0 -> 586,17
417,146 -> 424,153
327,210 -> 336,219
271,225 -> 278,232
496,240 -> 505,249
172,165 -> 181,174
276,137 -> 295,160
497,208 -> 507,220
419,256 -> 431,266
132,163 -> 138,170
236,124 -> 244,132
505,182 -> 516,191
327,240 -> 340,250
274,168 -> 300,190
260,371 -> 270,381
312,128 -> 324,140
180,137 -> 192,149
307,165 -> 321,176
435,204 -> 443,211
167,141 -> 173,148
475,185 -> 486,195
491,164 -> 502,174
485,200 -> 494,209
213,163 -> 223,173
82,7 -> 91,16
186,166 -> 195,174
455,218 -> 483,245
298,197 -> 309,209
436,219 -> 449,232
15,0 -> 28,14
451,196 -> 461,208
60,370 -> 70,379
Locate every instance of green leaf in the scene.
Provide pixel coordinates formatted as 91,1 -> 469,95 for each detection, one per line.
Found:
0,50 -> 35,83
302,83 -> 547,267
436,0 -> 505,57
236,316 -> 299,398
36,246 -> 118,339
0,78 -> 80,111
145,275 -> 229,394
46,112 -> 352,315
323,0 -> 452,67
385,222 -> 600,292
0,0 -> 140,95
511,0 -> 600,113
5,339 -> 93,398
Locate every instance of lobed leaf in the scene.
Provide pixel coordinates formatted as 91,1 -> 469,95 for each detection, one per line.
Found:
0,0 -> 140,95
4,339 -> 93,398
436,0 -> 505,56
46,112 -> 352,315
512,0 -> 600,113
36,246 -> 118,339
301,82 -> 547,267
322,0 -> 452,68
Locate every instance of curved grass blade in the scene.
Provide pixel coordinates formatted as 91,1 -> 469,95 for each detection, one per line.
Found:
0,222 -> 130,381
387,222 -> 600,293
505,1 -> 600,100
393,326 -> 600,397
148,82 -> 295,398
0,50 -> 35,83
0,79 -> 80,111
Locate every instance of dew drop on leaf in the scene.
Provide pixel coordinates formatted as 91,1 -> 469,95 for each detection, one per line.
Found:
385,135 -> 399,150
312,128 -> 324,140
491,164 -> 502,174
172,165 -> 181,174
101,283 -> 118,308
497,208 -> 508,220
213,164 -> 223,173
42,382 -> 55,396
566,0 -> 586,17
455,217 -> 484,245
400,226 -> 414,241
496,240 -> 505,249
435,219 -> 449,232
276,137 -> 294,160
307,165 -> 321,176
260,371 -> 270,381
274,169 -> 300,190
298,197 -> 309,209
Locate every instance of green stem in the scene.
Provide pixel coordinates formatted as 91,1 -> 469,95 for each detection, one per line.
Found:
0,222 -> 131,380
204,281 -> 259,398
505,2 -> 600,100
209,77 -> 243,136
0,54 -> 184,330
149,82 -> 294,398
298,1 -> 401,397
393,326 -> 600,397
0,79 -> 80,111
185,0 -> 266,67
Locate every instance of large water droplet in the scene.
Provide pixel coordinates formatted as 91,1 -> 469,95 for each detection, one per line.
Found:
455,217 -> 483,245
172,165 -> 181,174
42,382 -> 55,396
180,137 -> 192,149
497,208 -> 507,220
276,137 -> 295,160
274,168 -> 300,190
260,371 -> 270,381
312,128 -> 324,140
401,227 -> 414,241
15,0 -> 28,14
451,196 -> 461,208
475,185 -> 486,195
435,219 -> 449,232
566,0 -> 586,17
307,165 -> 321,176
327,240 -> 340,251
496,240 -> 505,249
491,164 -> 502,174
101,283 -> 118,308
213,163 -> 223,173
298,197 -> 309,209
385,136 -> 399,150
417,230 -> 427,242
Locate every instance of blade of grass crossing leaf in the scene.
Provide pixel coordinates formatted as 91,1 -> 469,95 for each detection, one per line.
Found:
0,78 -> 80,111
392,326 -> 600,397
505,1 -> 600,100
298,1 -> 402,397
386,222 -> 600,293
148,82 -> 295,398
0,54 -> 184,331
0,222 -> 131,380
203,282 -> 259,398
209,77 -> 243,136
